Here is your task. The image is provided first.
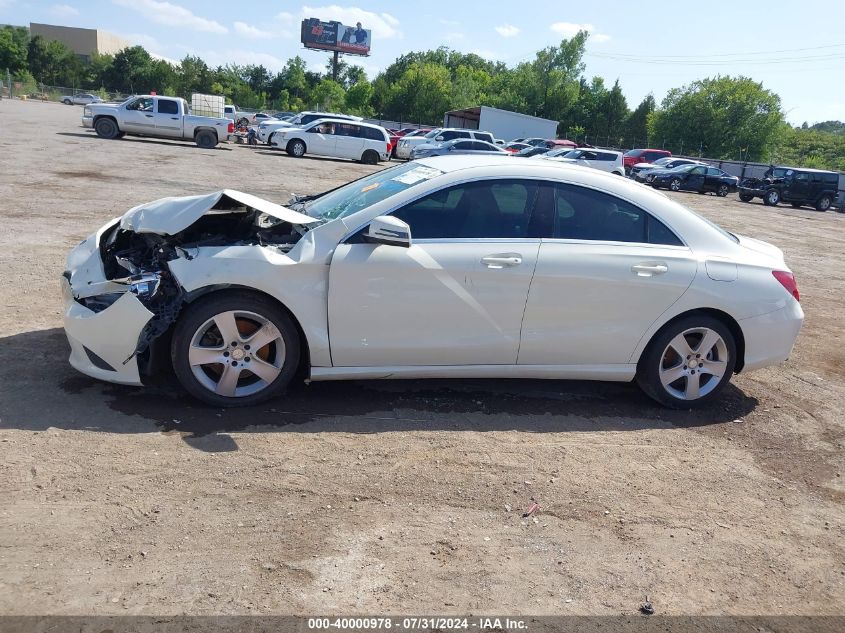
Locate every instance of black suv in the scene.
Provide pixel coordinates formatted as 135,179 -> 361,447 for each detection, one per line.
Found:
738,166 -> 840,211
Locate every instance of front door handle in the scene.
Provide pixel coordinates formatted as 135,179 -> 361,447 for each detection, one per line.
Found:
632,262 -> 669,277
482,254 -> 522,269
145,114 -> 154,118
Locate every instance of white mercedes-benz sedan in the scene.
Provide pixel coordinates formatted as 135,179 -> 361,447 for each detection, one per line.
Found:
61,155 -> 803,408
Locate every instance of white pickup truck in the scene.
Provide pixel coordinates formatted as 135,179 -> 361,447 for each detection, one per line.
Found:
83,95 -> 234,148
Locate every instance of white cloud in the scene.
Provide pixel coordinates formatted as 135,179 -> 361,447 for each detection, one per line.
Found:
111,0 -> 228,34
233,21 -> 277,39
445,31 -> 465,40
119,32 -> 162,51
439,18 -> 459,26
301,5 -> 401,38
49,3 -> 79,17
276,11 -> 295,24
550,21 -> 611,42
494,24 -> 520,38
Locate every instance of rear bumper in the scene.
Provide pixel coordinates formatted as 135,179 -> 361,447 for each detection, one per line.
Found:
739,301 -> 804,372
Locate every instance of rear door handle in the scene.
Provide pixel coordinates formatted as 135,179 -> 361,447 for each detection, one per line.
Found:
482,254 -> 522,269
631,262 -> 669,276
145,114 -> 153,118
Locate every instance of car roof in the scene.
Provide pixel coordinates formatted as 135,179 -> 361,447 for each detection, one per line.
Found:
306,118 -> 385,130
777,166 -> 839,175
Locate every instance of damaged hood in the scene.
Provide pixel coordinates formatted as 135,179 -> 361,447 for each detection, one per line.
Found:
119,189 -> 320,236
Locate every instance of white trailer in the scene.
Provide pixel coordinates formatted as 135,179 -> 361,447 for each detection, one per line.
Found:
443,105 -> 558,142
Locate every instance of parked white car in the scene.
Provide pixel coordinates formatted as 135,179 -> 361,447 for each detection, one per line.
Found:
269,118 -> 390,164
543,147 -> 625,176
395,128 -> 495,159
257,111 -> 361,145
62,155 -> 803,409
62,93 -> 103,105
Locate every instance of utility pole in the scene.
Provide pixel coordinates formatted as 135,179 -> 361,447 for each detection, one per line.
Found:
331,50 -> 340,82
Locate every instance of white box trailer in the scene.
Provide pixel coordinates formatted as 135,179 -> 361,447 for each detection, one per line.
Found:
443,105 -> 558,142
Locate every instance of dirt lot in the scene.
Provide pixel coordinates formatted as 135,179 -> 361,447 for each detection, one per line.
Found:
0,99 -> 843,617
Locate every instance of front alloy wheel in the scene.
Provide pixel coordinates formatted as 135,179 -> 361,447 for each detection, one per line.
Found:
637,315 -> 736,408
670,178 -> 682,192
717,184 -> 729,197
172,292 -> 300,407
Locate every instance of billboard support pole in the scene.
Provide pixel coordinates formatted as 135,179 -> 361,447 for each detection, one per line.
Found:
332,50 -> 340,82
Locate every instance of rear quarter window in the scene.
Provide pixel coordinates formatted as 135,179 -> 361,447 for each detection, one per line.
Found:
474,132 -> 494,143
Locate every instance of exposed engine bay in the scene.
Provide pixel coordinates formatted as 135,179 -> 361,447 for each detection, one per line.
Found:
67,190 -> 318,365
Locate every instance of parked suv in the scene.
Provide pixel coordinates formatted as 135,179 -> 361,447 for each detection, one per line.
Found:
269,118 -> 390,164
542,148 -> 625,176
738,166 -> 840,211
395,128 -> 494,159
623,148 -> 672,175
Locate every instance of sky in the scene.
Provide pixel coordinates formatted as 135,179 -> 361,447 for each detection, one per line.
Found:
2,0 -> 844,125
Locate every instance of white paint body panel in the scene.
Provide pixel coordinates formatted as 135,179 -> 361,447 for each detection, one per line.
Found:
328,241 -> 540,366
519,241 -> 697,365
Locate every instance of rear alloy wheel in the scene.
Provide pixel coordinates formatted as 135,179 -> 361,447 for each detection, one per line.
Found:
763,189 -> 780,206
669,178 -> 682,192
637,315 -> 736,408
171,292 -> 300,407
816,195 -> 832,212
195,130 -> 217,149
94,118 -> 119,139
287,139 -> 306,157
717,184 -> 729,197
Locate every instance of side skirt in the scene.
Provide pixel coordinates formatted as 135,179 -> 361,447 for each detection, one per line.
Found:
308,364 -> 636,382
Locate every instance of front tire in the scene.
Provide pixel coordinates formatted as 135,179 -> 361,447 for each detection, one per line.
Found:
171,292 -> 301,407
636,315 -> 736,409
763,189 -> 780,206
287,139 -> 306,157
94,117 -> 119,139
717,184 -> 729,197
669,178 -> 682,192
63,99 -> 72,105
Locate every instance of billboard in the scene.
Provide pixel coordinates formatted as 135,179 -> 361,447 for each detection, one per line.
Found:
301,18 -> 371,56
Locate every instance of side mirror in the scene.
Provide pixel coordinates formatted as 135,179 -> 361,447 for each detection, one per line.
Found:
435,136 -> 444,141
366,216 -> 412,248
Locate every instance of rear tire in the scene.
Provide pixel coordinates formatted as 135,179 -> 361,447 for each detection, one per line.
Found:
816,195 -> 832,212
717,184 -> 729,197
63,98 -> 72,105
287,139 -> 306,157
636,314 -> 736,409
361,149 -> 379,164
171,292 -> 301,408
739,193 -> 754,202
195,130 -> 217,149
763,189 -> 780,206
94,117 -> 119,139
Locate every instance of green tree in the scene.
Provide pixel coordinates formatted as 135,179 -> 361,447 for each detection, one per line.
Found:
648,76 -> 783,159
344,79 -> 373,116
0,26 -> 29,74
311,78 -> 345,111
383,62 -> 452,123
624,94 -> 655,145
107,45 -> 154,93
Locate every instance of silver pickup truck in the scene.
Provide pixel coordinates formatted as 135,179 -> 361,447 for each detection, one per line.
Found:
82,95 -> 234,148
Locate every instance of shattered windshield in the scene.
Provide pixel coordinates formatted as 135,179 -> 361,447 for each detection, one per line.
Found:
304,162 -> 444,221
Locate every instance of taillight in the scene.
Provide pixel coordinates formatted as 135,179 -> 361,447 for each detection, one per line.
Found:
227,122 -> 234,133
386,141 -> 392,152
772,270 -> 799,302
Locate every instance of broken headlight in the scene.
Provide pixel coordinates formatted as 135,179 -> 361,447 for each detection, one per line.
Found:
114,272 -> 162,300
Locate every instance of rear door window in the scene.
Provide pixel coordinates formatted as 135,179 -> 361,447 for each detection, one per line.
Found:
553,184 -> 683,246
157,99 -> 179,115
474,132 -> 494,143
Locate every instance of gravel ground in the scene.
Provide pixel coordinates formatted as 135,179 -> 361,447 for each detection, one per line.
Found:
0,99 -> 843,617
